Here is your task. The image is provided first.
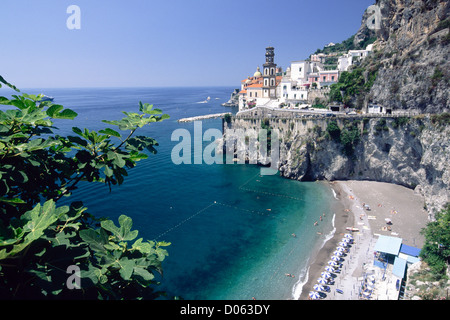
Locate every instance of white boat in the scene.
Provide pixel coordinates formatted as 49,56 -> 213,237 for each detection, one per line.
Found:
346,227 -> 359,232
40,95 -> 54,102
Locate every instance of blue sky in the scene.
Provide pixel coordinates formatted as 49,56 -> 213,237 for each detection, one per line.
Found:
0,0 -> 375,88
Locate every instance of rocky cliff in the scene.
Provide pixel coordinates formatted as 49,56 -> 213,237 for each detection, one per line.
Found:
354,0 -> 449,113
223,113 -> 449,217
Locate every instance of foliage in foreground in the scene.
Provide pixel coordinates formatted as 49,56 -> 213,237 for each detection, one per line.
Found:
0,76 -> 171,299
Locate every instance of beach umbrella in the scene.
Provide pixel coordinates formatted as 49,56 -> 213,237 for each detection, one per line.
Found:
321,271 -> 332,278
336,246 -> 346,252
342,237 -> 351,243
325,266 -> 336,272
366,283 -> 375,290
331,255 -> 340,261
333,251 -> 343,256
338,242 -> 348,247
309,291 -> 320,300
313,284 -> 325,291
344,233 -> 353,239
328,260 -> 338,266
317,277 -> 328,284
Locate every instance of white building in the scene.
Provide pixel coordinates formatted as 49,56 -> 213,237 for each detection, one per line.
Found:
338,44 -> 373,71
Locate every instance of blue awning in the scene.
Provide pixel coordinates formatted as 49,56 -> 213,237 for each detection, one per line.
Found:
392,257 -> 407,278
374,235 -> 403,256
400,244 -> 421,257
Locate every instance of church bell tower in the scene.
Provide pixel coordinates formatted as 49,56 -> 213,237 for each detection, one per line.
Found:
262,47 -> 277,99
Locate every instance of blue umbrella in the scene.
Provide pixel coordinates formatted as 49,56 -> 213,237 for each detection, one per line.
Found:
328,260 -> 338,266
321,271 -> 332,278
313,284 -> 325,291
309,291 -> 320,299
331,255 -> 340,261
336,246 -> 346,252
325,266 -> 335,272
344,233 -> 353,239
317,277 -> 328,284
333,251 -> 343,256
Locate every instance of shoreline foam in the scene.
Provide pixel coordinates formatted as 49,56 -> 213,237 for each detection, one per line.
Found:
297,181 -> 352,300
297,180 -> 429,300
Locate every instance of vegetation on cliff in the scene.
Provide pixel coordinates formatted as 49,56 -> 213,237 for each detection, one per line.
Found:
420,203 -> 450,275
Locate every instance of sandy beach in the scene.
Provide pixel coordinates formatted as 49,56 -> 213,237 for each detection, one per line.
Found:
298,180 -> 429,300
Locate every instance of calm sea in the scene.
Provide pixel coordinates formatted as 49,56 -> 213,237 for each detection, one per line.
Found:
1,87 -> 337,300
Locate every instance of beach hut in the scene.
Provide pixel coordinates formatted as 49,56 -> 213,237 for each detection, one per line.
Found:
398,244 -> 421,264
373,235 -> 402,264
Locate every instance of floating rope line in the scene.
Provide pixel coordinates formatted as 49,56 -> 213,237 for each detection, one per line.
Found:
214,201 -> 275,218
237,172 -> 262,189
239,187 -> 305,202
153,202 -> 216,240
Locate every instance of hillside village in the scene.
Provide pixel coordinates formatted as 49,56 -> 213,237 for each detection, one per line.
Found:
230,44 -> 374,113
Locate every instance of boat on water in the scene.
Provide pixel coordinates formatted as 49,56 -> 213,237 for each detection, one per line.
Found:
40,95 -> 54,102
197,96 -> 211,104
345,227 -> 359,232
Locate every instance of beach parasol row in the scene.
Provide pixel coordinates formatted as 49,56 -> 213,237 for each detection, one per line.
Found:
310,233 -> 354,299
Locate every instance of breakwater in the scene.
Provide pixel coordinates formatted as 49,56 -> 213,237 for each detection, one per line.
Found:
178,112 -> 231,122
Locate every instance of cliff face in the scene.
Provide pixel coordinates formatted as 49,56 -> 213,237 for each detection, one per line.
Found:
356,0 -> 449,113
223,115 -> 449,217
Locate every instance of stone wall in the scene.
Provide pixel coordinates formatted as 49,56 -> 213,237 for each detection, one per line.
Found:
223,114 -> 449,218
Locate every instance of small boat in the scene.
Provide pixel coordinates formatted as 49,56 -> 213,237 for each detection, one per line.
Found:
346,227 -> 359,232
40,95 -> 54,102
336,289 -> 344,294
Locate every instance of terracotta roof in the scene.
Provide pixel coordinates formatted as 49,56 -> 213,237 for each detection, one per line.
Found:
247,83 -> 263,88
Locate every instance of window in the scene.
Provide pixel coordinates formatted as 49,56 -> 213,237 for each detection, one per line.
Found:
332,76 -> 335,81
270,79 -> 275,86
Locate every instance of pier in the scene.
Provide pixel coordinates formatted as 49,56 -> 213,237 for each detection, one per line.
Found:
177,112 -> 231,122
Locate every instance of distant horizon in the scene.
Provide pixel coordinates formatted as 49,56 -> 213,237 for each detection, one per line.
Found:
2,84 -> 239,91
1,0 -> 375,88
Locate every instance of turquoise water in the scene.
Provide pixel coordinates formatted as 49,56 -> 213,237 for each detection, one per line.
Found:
1,87 -> 336,299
